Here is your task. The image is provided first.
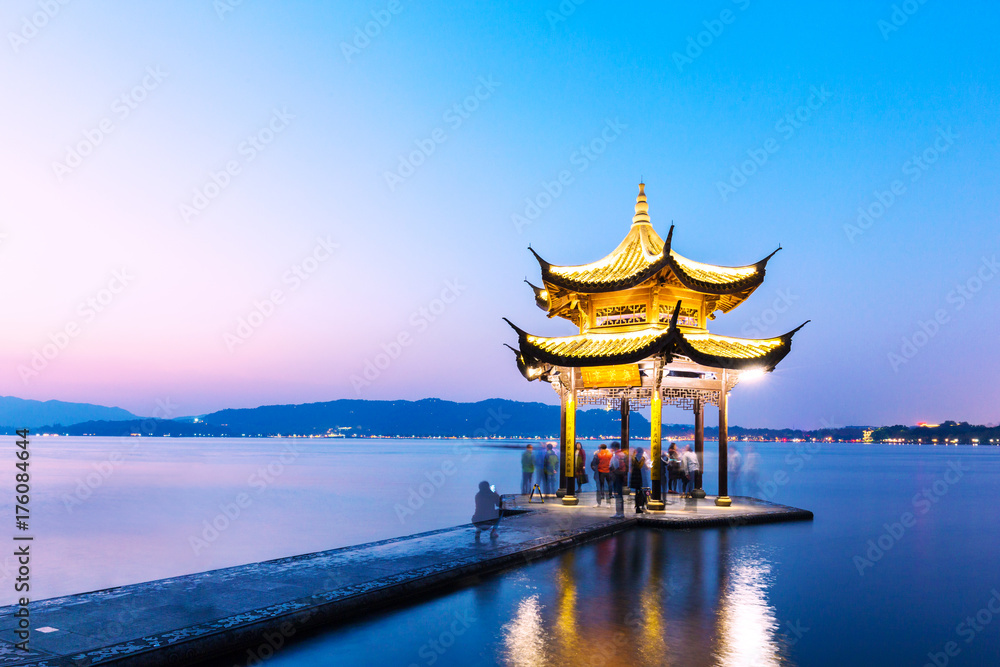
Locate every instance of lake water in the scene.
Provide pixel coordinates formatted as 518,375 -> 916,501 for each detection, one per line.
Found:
8,437 -> 1000,665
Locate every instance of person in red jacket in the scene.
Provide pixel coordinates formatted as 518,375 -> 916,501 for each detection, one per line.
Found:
593,443 -> 613,506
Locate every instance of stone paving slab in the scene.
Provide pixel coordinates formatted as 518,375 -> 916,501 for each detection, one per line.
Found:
0,495 -> 811,666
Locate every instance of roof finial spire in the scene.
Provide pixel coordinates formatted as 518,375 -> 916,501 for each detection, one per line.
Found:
632,182 -> 650,225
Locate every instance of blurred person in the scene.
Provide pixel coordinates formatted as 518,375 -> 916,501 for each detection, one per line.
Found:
743,445 -> 761,496
593,443 -> 613,505
639,447 -> 651,489
520,443 -> 535,495
630,446 -> 648,513
472,481 -> 502,540
610,441 -> 628,517
728,445 -> 743,496
575,441 -> 588,491
681,444 -> 699,496
543,442 -> 559,496
666,443 -> 682,494
534,441 -> 546,490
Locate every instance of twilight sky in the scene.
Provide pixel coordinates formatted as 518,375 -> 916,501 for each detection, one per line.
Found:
2,1 -> 998,428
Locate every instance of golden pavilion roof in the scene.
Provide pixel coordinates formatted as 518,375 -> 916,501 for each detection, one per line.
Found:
529,184 -> 778,312
505,307 -> 807,374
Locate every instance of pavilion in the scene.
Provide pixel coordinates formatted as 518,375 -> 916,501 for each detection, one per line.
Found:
505,184 -> 806,509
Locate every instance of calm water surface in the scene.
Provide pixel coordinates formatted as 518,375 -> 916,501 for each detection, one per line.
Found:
7,437 -> 1000,665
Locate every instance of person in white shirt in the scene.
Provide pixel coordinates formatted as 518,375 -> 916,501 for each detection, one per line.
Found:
681,445 -> 700,496
728,445 -> 743,496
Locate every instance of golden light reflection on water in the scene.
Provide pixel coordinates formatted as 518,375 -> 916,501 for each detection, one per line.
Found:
502,594 -> 549,667
497,533 -> 786,667
555,555 -> 580,655
713,553 -> 783,666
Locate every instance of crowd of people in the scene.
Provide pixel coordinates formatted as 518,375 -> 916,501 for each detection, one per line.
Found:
517,440 -> 762,506
482,440 -> 761,539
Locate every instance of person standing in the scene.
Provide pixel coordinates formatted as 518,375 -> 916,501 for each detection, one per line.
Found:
630,446 -> 647,513
681,444 -> 700,496
520,444 -> 535,495
594,443 -> 613,505
743,445 -> 761,497
575,442 -> 588,491
543,443 -> 559,496
639,447 -> 651,489
728,445 -> 743,497
609,442 -> 628,517
666,443 -> 681,494
534,441 -> 546,491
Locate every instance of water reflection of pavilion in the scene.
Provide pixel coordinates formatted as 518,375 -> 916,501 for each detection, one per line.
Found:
501,529 -> 785,666
506,184 -> 806,507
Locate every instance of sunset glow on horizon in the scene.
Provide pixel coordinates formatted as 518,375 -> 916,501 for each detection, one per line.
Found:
3,1 -> 999,427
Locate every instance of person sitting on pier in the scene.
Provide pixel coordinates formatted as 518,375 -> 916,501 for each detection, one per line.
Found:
472,481 -> 502,540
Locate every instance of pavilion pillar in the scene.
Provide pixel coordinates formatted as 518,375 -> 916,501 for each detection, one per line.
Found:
562,370 -> 578,505
648,385 -> 664,510
716,370 -> 732,507
691,397 -> 706,499
557,386 -> 567,498
620,396 -> 630,494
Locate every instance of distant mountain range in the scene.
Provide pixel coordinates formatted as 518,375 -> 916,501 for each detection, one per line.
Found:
0,396 -> 138,431
9,396 -> 998,443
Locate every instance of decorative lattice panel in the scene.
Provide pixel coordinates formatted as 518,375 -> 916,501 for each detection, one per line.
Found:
594,303 -> 646,327
576,387 -> 652,409
660,386 -> 721,410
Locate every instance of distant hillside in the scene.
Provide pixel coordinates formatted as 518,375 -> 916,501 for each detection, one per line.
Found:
25,396 -> 996,444
34,419 -> 232,437
0,396 -> 137,432
199,398 -> 647,438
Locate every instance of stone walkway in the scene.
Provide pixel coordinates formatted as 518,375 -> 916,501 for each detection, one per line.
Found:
0,495 -> 810,666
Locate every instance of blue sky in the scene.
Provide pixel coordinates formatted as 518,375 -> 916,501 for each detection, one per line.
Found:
2,1 -> 998,427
